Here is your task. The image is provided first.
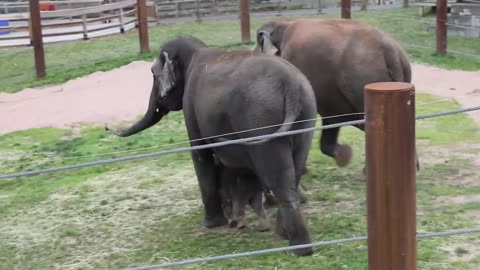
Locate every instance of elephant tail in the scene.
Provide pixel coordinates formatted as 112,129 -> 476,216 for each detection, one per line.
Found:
215,80 -> 302,146
384,40 -> 412,83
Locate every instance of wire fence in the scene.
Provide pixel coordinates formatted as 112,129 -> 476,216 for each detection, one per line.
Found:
2,3 -> 480,92
1,105 -> 479,180
124,227 -> 480,270
1,101 -> 478,268
1,91 -> 479,171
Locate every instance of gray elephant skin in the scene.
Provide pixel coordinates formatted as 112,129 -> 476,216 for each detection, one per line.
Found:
255,19 -> 420,170
106,35 -> 318,256
217,163 -> 271,232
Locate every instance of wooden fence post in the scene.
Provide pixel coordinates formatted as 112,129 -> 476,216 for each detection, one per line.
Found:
436,0 -> 447,54
81,14 -> 89,40
195,0 -> 201,22
29,0 -> 46,79
136,0 -> 149,53
361,0 -> 368,11
317,0 -> 322,14
119,8 -> 125,33
240,0 -> 250,43
365,82 -> 417,270
341,0 -> 351,19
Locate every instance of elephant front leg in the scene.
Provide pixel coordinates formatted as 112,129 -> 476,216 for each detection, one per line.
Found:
320,125 -> 353,167
191,150 -> 228,229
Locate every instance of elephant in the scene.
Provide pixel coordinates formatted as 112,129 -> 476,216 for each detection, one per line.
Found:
254,19 -> 420,172
216,163 -> 271,232
106,35 -> 318,256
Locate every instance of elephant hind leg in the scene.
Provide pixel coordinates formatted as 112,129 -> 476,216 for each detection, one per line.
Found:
320,123 -> 353,167
249,143 -> 313,256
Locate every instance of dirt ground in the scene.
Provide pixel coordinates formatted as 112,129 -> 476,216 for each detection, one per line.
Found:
0,61 -> 479,135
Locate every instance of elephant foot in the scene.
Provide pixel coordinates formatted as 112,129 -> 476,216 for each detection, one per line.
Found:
334,144 -> 353,167
255,219 -> 271,232
288,225 -> 313,256
290,243 -> 313,257
203,214 -> 228,229
229,219 -> 246,229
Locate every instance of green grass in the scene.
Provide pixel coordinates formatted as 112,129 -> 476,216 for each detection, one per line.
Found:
0,93 -> 479,270
1,7 -> 479,93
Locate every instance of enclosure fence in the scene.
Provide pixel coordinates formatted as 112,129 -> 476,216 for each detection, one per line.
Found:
124,228 -> 480,270
2,0 -> 478,87
1,105 -> 479,180
1,82 -> 480,270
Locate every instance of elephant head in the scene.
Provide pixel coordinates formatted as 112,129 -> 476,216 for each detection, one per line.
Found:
106,36 -> 207,137
254,21 -> 293,56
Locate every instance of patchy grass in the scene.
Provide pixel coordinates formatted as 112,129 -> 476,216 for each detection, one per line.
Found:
1,7 -> 479,93
0,93 -> 479,269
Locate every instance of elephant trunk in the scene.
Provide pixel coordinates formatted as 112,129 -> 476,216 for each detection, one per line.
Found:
106,86 -> 167,137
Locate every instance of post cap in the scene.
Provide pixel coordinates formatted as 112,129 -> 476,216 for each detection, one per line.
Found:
364,82 -> 415,93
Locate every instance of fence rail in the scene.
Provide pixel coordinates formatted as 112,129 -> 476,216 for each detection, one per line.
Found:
0,0 -> 103,15
0,0 -> 157,47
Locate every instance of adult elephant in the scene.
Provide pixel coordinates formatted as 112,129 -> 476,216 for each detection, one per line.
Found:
254,19 -> 419,171
106,35 -> 318,256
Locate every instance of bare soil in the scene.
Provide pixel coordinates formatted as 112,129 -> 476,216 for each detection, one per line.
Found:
1,62 -> 479,135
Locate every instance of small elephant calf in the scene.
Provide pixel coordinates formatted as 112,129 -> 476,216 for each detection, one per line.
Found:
217,165 -> 270,232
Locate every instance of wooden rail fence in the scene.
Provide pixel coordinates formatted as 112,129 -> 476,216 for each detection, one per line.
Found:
0,0 -> 145,43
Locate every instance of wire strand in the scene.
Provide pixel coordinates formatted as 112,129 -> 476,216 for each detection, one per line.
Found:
1,105 -> 479,180
124,227 -> 480,270
2,92 -> 479,168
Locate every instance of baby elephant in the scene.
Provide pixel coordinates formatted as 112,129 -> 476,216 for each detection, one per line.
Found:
217,165 -> 270,232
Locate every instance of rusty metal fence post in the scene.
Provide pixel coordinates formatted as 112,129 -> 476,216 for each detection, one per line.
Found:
29,0 -> 46,79
240,0 -> 250,43
341,0 -> 351,19
136,0 -> 150,53
436,0 -> 447,54
365,82 -> 417,270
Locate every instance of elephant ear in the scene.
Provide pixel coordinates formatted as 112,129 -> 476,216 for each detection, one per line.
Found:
260,31 -> 278,56
159,51 -> 176,98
